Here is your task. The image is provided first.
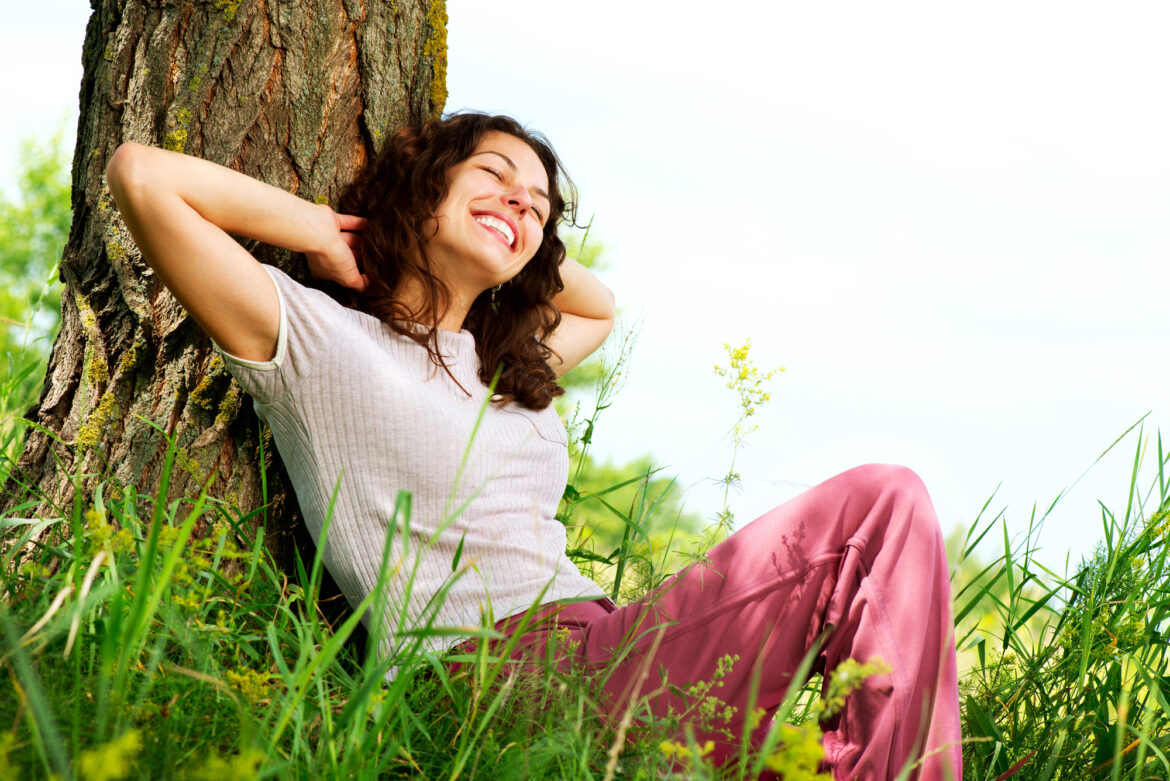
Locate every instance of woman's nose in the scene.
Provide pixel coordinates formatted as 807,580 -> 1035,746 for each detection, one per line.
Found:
505,183 -> 532,212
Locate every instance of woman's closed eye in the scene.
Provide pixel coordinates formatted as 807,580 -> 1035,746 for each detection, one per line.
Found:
484,166 -> 545,223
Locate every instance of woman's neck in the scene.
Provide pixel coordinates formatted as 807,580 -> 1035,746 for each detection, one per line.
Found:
393,276 -> 478,332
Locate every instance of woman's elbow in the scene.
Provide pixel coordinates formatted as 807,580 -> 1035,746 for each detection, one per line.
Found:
599,284 -> 617,321
106,142 -> 153,207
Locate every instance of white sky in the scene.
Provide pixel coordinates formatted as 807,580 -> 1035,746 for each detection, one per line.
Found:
2,1 -> 1167,572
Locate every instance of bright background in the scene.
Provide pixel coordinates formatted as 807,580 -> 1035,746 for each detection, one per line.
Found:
3,1 -> 1166,572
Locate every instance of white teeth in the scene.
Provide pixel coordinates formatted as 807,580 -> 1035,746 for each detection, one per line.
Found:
474,215 -> 515,247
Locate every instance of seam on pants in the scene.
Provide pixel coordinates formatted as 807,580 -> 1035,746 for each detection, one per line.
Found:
621,548 -> 849,654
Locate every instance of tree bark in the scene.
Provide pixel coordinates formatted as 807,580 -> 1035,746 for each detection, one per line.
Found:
1,0 -> 447,565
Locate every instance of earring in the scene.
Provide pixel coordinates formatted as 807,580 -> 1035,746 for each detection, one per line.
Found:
490,284 -> 502,314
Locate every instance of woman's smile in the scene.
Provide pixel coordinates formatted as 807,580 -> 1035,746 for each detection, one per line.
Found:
472,212 -> 517,249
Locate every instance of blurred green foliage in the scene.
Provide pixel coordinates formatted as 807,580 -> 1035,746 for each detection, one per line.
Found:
0,124 -> 70,418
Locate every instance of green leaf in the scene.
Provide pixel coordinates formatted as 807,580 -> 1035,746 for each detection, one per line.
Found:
451,533 -> 466,572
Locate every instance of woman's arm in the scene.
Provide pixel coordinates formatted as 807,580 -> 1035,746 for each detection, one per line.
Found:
546,256 -> 615,377
106,143 -> 365,362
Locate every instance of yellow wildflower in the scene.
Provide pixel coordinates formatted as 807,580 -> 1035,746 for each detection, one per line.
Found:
76,729 -> 142,781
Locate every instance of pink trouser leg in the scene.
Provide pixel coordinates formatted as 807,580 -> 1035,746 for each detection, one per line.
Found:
491,465 -> 962,779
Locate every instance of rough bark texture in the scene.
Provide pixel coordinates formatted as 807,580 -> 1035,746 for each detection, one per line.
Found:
1,0 -> 447,565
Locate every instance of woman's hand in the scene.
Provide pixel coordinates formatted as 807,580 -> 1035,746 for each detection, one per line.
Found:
305,206 -> 369,292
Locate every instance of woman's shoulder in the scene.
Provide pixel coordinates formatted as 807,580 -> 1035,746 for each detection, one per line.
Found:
262,264 -> 345,309
263,263 -> 388,335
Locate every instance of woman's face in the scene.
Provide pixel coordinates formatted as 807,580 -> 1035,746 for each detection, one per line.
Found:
427,131 -> 551,293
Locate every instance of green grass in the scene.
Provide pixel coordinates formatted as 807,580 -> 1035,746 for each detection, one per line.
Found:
955,427 -> 1170,779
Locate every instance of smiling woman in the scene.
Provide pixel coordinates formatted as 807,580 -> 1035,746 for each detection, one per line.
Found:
106,111 -> 961,779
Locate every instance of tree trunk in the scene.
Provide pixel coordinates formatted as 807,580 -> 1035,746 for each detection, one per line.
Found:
1,0 -> 447,565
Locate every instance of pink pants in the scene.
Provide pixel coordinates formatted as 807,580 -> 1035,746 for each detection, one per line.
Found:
457,465 -> 962,780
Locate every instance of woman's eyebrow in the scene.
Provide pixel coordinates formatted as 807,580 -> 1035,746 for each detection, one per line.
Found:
473,150 -> 551,204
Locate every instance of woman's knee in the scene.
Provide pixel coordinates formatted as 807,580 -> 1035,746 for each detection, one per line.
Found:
839,463 -> 927,500
838,464 -> 940,535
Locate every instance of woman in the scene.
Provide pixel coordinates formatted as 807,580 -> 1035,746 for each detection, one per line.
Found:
106,113 -> 962,778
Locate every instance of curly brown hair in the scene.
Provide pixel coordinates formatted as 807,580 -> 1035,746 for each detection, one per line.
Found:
335,113 -> 577,411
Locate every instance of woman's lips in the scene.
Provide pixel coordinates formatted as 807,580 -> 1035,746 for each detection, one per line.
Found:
472,212 -> 517,249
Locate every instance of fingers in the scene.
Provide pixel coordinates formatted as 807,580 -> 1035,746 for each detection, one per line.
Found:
337,213 -> 368,231
339,268 -> 370,292
337,253 -> 369,292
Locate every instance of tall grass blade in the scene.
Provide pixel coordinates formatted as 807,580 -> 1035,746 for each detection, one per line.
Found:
0,609 -> 71,779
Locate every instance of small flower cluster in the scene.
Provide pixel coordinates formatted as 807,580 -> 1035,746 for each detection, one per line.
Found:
195,608 -> 233,635
76,729 -> 142,781
761,724 -> 830,780
185,748 -> 264,780
676,653 -> 739,735
172,584 -> 212,611
814,656 -> 892,721
658,738 -> 715,761
225,667 -> 273,704
713,338 -> 784,445
85,506 -> 135,554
